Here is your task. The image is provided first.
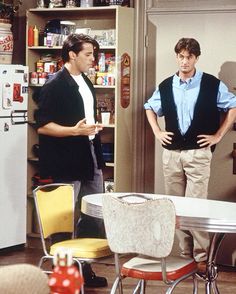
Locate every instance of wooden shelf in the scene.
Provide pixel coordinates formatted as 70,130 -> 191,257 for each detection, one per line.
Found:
28,46 -> 62,50
28,157 -> 39,163
27,232 -> 40,238
103,124 -> 115,128
28,120 -> 37,127
28,6 -> 122,13
27,193 -> 33,198
28,45 -> 116,50
30,84 -> 115,89
106,162 -> 115,167
94,85 -> 115,89
29,84 -> 45,88
29,7 -> 117,11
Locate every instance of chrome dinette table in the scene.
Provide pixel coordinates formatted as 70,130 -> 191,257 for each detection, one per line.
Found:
81,192 -> 236,294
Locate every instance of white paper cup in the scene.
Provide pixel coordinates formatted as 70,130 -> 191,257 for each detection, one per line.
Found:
101,112 -> 110,125
75,28 -> 91,35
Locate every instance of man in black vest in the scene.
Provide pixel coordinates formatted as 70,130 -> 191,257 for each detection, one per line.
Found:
144,37 -> 236,271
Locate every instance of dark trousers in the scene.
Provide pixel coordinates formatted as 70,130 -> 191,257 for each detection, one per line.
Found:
52,142 -> 105,243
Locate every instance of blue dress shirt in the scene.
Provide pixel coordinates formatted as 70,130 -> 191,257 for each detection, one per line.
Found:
144,70 -> 236,135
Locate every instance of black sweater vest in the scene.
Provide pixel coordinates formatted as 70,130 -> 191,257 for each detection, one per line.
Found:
159,73 -> 220,151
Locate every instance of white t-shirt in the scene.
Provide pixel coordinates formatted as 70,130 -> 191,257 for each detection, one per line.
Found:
71,74 -> 95,140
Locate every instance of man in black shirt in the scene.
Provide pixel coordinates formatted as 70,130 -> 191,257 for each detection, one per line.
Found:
36,33 -> 107,287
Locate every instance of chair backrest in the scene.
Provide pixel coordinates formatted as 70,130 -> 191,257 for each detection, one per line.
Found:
102,194 -> 176,258
33,183 -> 74,238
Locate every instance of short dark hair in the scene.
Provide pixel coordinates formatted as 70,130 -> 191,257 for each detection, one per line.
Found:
174,38 -> 201,57
61,33 -> 99,63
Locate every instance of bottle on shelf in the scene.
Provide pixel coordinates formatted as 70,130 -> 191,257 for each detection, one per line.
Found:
43,27 -> 49,46
80,0 -> 94,7
37,0 -> 45,8
87,67 -> 96,84
28,26 -> 34,47
39,29 -> 44,46
33,25 -> 39,46
98,52 -> 106,72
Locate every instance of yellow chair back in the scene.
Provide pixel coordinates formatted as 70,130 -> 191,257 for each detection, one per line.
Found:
35,185 -> 74,238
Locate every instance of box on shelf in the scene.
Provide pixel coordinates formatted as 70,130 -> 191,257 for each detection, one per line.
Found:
97,93 -> 115,112
104,178 -> 114,193
101,143 -> 114,162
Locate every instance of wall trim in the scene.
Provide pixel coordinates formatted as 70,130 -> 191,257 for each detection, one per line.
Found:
146,8 -> 236,15
146,0 -> 236,14
132,0 -> 155,192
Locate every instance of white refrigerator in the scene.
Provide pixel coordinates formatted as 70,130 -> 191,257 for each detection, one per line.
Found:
0,65 -> 28,249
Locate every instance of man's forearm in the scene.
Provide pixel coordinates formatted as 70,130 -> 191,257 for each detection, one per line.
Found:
37,122 -> 75,137
216,108 -> 236,140
146,109 -> 162,134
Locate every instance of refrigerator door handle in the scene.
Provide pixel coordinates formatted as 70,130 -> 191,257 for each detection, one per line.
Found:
11,120 -> 28,125
11,110 -> 27,115
11,110 -> 28,125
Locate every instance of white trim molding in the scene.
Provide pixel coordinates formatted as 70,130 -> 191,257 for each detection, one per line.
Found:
146,0 -> 236,13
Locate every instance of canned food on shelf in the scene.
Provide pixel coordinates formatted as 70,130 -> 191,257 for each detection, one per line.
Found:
30,72 -> 38,85
38,72 -> 47,85
44,61 -> 57,73
36,61 -> 44,73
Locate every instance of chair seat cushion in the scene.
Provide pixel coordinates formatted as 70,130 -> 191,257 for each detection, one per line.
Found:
50,238 -> 112,259
121,255 -> 197,281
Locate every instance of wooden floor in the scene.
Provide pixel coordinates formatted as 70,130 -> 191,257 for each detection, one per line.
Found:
0,246 -> 236,293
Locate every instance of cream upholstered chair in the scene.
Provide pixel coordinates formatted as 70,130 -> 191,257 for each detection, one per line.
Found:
102,194 -> 198,294
33,183 -> 112,294
0,263 -> 49,294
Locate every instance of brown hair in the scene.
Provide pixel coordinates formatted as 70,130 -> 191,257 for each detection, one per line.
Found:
61,33 -> 99,63
174,38 -> 201,57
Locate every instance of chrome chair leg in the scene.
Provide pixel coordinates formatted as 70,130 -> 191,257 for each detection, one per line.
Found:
166,270 -> 197,294
38,256 -> 47,269
193,275 -> 198,294
74,260 -> 84,294
118,278 -> 123,294
140,280 -> 146,294
205,281 -> 211,294
38,255 -> 54,273
112,253 -> 123,294
111,276 -> 122,294
203,232 -> 225,294
133,280 -> 142,294
212,280 -> 220,294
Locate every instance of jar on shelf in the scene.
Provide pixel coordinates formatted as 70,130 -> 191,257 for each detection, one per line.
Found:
0,19 -> 13,64
30,72 -> 38,85
80,0 -> 94,7
37,0 -> 45,8
87,67 -> 96,84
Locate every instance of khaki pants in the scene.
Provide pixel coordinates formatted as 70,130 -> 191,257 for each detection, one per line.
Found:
162,148 -> 212,262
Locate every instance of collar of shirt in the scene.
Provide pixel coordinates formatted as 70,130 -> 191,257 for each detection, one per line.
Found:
173,70 -> 203,88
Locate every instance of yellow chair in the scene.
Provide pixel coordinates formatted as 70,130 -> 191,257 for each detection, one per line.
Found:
102,194 -> 198,294
33,183 -> 112,294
